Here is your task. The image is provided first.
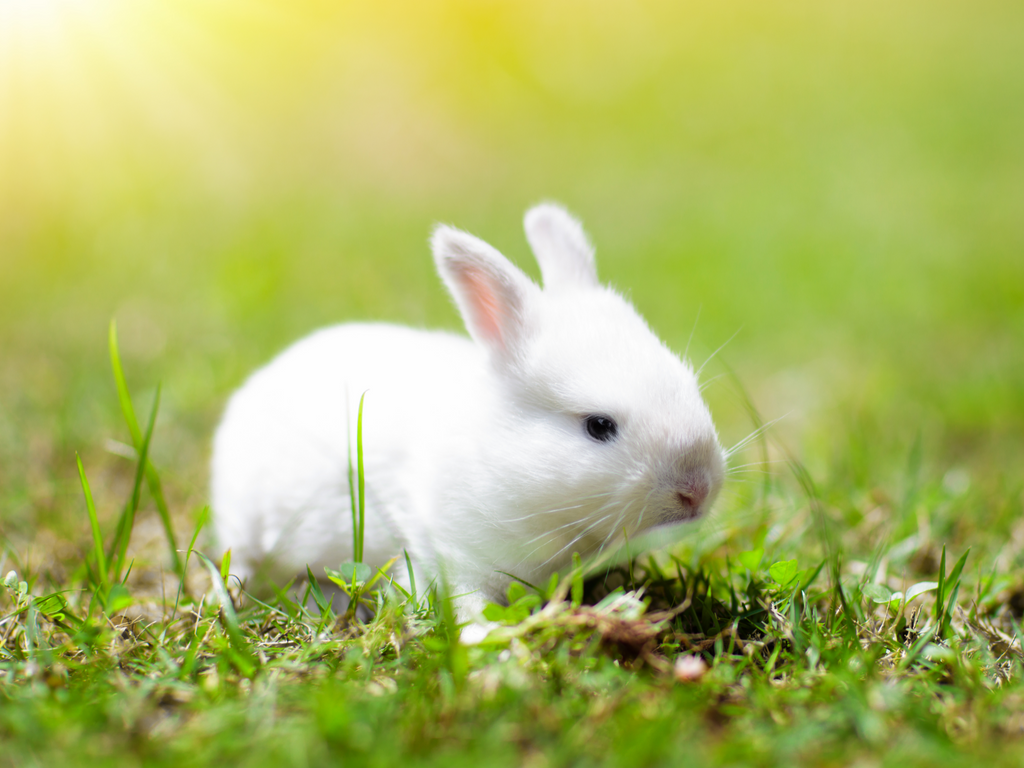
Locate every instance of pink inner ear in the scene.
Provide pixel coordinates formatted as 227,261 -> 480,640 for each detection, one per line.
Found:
457,264 -> 506,350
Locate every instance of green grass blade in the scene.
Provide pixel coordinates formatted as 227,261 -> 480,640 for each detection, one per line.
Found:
946,548 -> 971,598
346,387 -> 359,567
144,463 -> 182,577
902,430 -> 923,514
363,555 -> 400,591
860,536 -> 890,589
187,506 -> 209,565
109,320 -> 142,445
495,570 -> 540,594
941,581 -> 962,639
305,565 -> 334,622
269,579 -> 300,618
720,358 -> 773,504
110,384 -> 160,583
172,506 -> 209,619
197,552 -> 257,677
899,626 -> 937,672
75,453 -> 108,594
404,549 -> 418,603
220,549 -> 232,583
109,320 -> 182,577
786,455 -> 837,595
935,545 -> 947,623
833,566 -> 859,648
799,560 -> 827,593
355,390 -> 367,564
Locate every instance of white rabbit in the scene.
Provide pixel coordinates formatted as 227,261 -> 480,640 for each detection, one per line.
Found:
211,204 -> 725,632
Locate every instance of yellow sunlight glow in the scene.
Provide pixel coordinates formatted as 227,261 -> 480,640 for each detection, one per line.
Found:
0,0 -> 231,208
0,0 -> 314,196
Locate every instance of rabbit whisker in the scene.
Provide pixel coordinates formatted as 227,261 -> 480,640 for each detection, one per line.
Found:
522,512 -> 609,547
595,500 -> 638,558
726,460 -> 784,470
522,494 -> 625,566
520,516 -> 609,573
502,491 -> 615,524
513,497 -> 622,568
630,485 -> 659,534
538,510 -> 620,570
698,373 -> 725,394
696,327 -> 742,378
724,414 -> 788,458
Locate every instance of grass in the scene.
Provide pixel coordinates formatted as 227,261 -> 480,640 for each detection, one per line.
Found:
2,333 -> 1024,767
2,0 -> 1023,765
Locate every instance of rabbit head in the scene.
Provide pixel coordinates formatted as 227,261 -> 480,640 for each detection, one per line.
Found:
430,204 -> 725,566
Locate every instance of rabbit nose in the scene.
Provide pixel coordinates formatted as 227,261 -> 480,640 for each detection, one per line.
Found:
676,474 -> 710,518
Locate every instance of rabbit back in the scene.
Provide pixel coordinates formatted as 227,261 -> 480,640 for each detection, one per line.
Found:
211,322 -> 486,585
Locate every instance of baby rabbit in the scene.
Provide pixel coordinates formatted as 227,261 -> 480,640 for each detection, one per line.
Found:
211,204 -> 725,631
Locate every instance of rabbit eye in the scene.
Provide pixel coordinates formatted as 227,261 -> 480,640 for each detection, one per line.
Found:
584,415 -> 618,443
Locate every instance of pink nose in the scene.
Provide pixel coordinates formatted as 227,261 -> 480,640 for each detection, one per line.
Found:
676,476 -> 710,517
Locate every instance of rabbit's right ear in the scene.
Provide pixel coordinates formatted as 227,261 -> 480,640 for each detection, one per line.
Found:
432,226 -> 537,359
524,203 -> 598,291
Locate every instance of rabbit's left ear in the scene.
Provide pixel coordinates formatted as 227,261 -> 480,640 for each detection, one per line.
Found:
432,225 -> 538,361
524,203 -> 598,291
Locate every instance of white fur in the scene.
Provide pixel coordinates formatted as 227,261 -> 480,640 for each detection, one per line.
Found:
211,203 -> 725,624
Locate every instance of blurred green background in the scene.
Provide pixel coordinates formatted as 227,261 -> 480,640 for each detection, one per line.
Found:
1,0 -> 1021,553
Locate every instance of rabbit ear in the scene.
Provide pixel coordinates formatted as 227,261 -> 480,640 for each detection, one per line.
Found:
524,203 -> 598,291
432,225 -> 537,358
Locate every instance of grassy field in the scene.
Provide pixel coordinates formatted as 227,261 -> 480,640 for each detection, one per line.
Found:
1,0 -> 1023,765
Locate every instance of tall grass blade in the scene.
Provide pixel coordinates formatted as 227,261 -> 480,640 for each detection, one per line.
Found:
898,626 -> 937,671
859,536 -> 890,589
799,560 -> 827,593
935,545 -> 947,624
355,390 -> 367,564
941,582 -> 962,639
76,453 -> 108,594
787,455 -> 838,595
24,602 -> 47,667
143,463 -> 181,576
721,359 -> 772,503
346,387 -> 358,565
832,558 -> 859,648
109,320 -> 142,445
945,548 -> 971,600
197,552 -> 256,677
305,565 -> 336,632
109,383 -> 161,583
220,549 -> 232,583
902,430 -> 923,514
172,506 -> 209,618
186,506 -> 209,567
433,576 -> 468,688
108,320 -> 182,577
404,549 -> 418,603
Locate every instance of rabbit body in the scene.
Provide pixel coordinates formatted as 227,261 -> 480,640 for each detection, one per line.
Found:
211,205 -> 725,622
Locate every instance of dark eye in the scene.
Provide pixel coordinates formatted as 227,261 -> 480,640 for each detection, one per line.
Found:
584,415 -> 618,443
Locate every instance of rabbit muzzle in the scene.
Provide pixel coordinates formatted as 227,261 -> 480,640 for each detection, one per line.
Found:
658,468 -> 716,524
